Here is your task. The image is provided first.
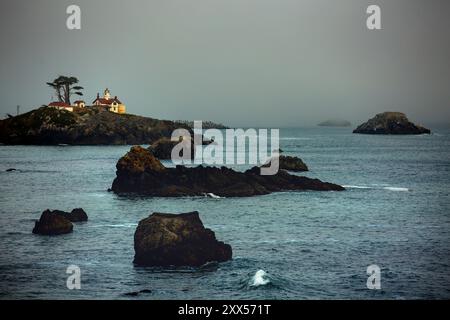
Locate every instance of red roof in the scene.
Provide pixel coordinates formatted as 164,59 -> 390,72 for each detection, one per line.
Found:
48,102 -> 71,108
92,97 -> 122,105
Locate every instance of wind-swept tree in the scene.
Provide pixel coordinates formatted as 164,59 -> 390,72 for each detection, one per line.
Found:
47,76 -> 83,104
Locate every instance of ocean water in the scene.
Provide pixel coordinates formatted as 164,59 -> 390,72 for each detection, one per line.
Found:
0,127 -> 449,299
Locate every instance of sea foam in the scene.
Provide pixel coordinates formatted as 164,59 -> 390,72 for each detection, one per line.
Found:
344,185 -> 409,192
204,193 -> 223,199
249,270 -> 270,287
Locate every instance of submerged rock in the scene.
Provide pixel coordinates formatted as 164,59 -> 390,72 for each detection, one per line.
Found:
353,112 -> 430,135
262,155 -> 308,172
133,211 -> 232,267
111,146 -> 344,197
6,168 -> 17,172
32,210 -> 73,235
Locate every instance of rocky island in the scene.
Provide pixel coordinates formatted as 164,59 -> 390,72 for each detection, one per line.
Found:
353,112 -> 430,135
111,146 -> 344,197
32,208 -> 89,235
134,211 -> 232,267
0,106 -> 188,145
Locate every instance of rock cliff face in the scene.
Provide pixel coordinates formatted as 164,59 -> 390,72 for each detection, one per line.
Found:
111,146 -> 344,197
353,112 -> 430,135
0,106 -> 187,145
133,211 -> 232,267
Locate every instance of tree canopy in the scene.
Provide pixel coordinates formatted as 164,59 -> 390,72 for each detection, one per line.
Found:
47,76 -> 83,104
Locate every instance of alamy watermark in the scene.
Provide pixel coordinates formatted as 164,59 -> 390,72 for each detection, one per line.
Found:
66,265 -> 81,290
366,264 -> 381,290
169,121 -> 280,175
66,5 -> 81,30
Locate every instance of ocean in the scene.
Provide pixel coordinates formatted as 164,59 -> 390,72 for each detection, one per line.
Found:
1,127 -> 449,299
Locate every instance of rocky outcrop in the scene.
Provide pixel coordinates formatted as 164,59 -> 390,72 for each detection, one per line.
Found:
148,136 -> 214,160
0,106 -> 188,145
32,210 -> 73,235
133,211 -> 232,267
148,137 -> 194,160
48,208 -> 89,222
111,146 -> 344,197
353,112 -> 430,135
65,208 -> 88,222
262,155 -> 308,172
318,120 -> 351,127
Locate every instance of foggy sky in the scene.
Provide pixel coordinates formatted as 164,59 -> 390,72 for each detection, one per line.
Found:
1,0 -> 449,127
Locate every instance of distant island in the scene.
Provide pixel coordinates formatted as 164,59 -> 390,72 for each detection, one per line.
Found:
353,112 -> 430,135
318,120 -> 351,127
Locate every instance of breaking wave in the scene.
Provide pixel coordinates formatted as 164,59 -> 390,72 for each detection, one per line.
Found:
344,185 -> 409,192
249,270 -> 271,287
204,193 -> 223,199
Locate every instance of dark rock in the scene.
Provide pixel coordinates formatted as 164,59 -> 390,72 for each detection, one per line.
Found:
148,137 -> 195,160
68,208 -> 88,222
32,210 -> 73,235
111,146 -> 344,197
117,146 -> 165,174
318,120 -> 351,127
262,155 -> 308,172
148,135 -> 213,159
6,168 -> 17,172
133,211 -> 232,267
353,112 -> 430,135
48,208 -> 88,222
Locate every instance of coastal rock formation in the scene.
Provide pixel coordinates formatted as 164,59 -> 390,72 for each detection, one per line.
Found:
111,146 -> 344,197
66,208 -> 89,222
148,136 -> 213,160
133,211 -> 232,267
353,112 -> 430,135
263,155 -> 308,172
49,208 -> 88,222
318,120 -> 351,127
148,137 -> 195,160
0,106 -> 188,145
32,210 -> 73,235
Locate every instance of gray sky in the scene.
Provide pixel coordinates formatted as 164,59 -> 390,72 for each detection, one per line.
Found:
1,0 -> 449,127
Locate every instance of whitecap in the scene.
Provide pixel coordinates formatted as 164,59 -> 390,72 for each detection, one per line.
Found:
249,270 -> 270,287
343,185 -> 372,189
204,193 -> 223,199
344,185 -> 409,192
383,187 -> 409,192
